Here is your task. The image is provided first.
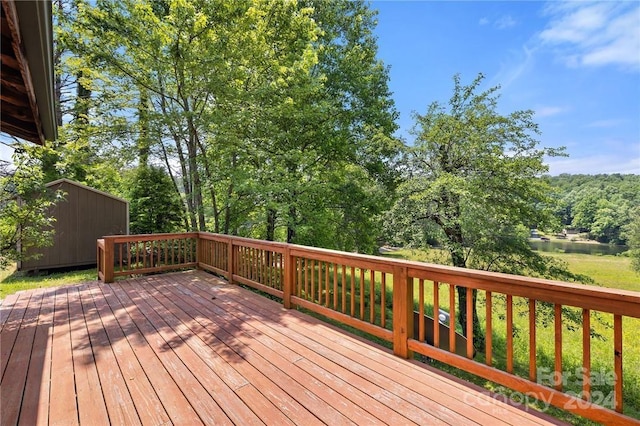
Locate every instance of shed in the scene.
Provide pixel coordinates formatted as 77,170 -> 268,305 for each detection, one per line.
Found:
18,179 -> 129,271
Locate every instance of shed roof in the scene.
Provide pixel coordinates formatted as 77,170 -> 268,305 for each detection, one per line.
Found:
1,0 -> 57,144
46,178 -> 129,205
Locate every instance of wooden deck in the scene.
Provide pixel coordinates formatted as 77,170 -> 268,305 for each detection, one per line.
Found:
1,270 -> 566,425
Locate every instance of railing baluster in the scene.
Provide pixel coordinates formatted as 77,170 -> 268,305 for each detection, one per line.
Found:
341,265 -> 347,314
369,270 -> 375,323
303,258 -> 308,297
507,294 -> 513,373
381,273 -> 386,329
164,240 -> 168,267
582,308 -> 591,401
529,299 -> 536,382
554,304 -> 563,391
119,243 -> 123,272
297,257 -> 302,297
331,263 -> 338,311
466,287 -> 473,359
449,283 -> 455,354
433,281 -> 439,348
243,247 -> 248,279
143,240 -> 147,268
318,261 -> 324,304
311,259 -> 316,303
255,248 -> 260,283
250,247 -> 255,280
486,291 -> 492,365
350,266 -> 355,317
360,268 -> 365,320
283,248 -> 292,309
419,279 -> 425,342
255,248 -> 260,282
326,264 -> 331,308
614,314 -> 623,413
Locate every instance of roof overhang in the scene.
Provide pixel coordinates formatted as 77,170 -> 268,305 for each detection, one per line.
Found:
1,0 -> 57,144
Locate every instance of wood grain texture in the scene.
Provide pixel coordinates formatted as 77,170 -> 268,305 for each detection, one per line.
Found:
0,270 -> 570,426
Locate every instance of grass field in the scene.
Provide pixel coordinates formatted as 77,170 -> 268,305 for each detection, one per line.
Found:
382,248 -> 640,423
0,265 -> 96,299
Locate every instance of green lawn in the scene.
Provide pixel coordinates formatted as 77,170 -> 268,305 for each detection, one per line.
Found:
382,248 -> 640,423
0,264 -> 97,299
543,252 -> 639,292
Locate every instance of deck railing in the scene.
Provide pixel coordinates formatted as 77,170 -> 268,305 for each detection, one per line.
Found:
98,232 -> 640,424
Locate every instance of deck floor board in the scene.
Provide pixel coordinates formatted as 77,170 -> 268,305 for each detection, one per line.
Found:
0,270 -> 566,426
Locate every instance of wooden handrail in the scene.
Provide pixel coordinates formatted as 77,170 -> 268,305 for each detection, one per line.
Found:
97,232 -> 640,424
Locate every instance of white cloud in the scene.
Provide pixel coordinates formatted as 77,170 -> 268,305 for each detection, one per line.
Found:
480,15 -> 517,29
545,155 -> 640,175
538,2 -> 640,70
491,45 -> 535,90
495,15 -> 517,30
535,106 -> 567,118
587,119 -> 626,128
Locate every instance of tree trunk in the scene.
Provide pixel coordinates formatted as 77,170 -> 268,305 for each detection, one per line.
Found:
287,205 -> 296,243
456,286 -> 485,351
195,138 -> 219,233
266,208 -> 276,241
159,139 -> 189,231
137,89 -> 150,165
447,229 -> 485,352
185,115 -> 205,231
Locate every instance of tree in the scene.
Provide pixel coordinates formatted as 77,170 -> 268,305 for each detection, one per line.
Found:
0,145 -> 60,270
389,73 -> 581,350
127,165 -> 184,234
64,0 -> 399,252
70,0 -> 322,232
623,207 -> 640,273
253,0 -> 400,252
547,174 -> 640,244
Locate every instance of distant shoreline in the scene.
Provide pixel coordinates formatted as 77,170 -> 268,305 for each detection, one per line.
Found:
528,237 -> 627,247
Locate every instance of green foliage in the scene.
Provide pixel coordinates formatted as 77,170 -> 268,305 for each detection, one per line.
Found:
623,207 -> 640,273
59,0 -> 399,253
389,73 -> 569,277
0,146 -> 60,270
548,174 -> 640,244
387,73 -> 586,349
127,165 -> 184,234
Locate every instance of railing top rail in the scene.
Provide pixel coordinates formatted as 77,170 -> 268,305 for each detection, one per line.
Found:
286,239 -> 640,309
100,232 -> 640,316
104,232 -> 199,243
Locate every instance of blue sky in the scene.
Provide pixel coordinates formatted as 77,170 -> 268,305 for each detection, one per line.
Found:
1,1 -> 638,176
371,1 -> 640,175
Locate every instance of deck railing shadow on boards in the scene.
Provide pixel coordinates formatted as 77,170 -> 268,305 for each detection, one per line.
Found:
98,232 -> 640,425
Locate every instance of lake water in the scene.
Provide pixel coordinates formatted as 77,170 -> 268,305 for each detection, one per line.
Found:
529,240 -> 629,255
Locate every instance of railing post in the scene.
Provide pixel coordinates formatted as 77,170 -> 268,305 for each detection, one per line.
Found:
283,246 -> 293,309
195,232 -> 201,269
227,237 -> 234,285
97,239 -> 103,281
392,265 -> 413,358
103,236 -> 115,283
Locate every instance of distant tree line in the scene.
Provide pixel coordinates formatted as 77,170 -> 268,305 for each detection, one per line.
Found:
547,174 -> 640,245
